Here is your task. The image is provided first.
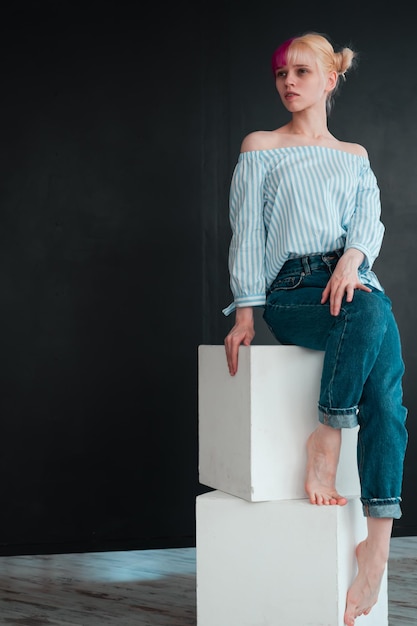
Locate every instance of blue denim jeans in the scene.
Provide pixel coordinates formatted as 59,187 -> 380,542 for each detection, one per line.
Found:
263,250 -> 408,519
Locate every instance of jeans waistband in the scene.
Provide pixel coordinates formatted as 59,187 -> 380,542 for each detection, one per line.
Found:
280,248 -> 344,275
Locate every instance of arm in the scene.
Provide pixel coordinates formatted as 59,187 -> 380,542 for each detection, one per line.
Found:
226,153 -> 267,311
344,162 -> 385,274
222,150 -> 267,373
322,162 -> 383,315
224,307 -> 255,376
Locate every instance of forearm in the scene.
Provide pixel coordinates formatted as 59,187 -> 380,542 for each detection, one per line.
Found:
235,306 -> 254,326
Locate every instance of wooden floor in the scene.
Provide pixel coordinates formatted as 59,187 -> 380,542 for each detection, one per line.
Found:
0,537 -> 416,625
386,536 -> 417,626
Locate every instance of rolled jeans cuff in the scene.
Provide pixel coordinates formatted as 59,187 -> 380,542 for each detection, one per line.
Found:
318,404 -> 359,428
361,497 -> 402,519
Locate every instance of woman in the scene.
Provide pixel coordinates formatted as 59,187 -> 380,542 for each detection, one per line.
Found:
223,32 -> 408,625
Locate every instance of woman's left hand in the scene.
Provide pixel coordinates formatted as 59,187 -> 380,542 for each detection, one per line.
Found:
321,249 -> 371,316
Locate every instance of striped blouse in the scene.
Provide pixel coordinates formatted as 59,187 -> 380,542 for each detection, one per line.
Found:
222,145 -> 385,316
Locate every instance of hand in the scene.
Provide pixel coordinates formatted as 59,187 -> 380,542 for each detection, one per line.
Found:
321,249 -> 371,316
224,307 -> 255,376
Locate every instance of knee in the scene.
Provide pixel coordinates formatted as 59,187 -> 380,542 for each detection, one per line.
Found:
344,290 -> 391,325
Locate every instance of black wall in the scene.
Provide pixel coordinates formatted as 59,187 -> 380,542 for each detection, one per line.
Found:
0,1 -> 208,554
0,1 -> 415,555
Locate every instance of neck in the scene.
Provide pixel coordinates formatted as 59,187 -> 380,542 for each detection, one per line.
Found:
285,104 -> 331,138
286,118 -> 331,140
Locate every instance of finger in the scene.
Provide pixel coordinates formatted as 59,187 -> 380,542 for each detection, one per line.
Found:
330,288 -> 343,316
224,338 -> 239,376
331,302 -> 342,316
357,283 -> 372,293
321,283 -> 330,304
229,345 -> 239,376
345,285 -> 355,303
224,339 -> 234,375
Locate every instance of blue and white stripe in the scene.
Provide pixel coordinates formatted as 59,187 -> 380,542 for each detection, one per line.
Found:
223,145 -> 385,316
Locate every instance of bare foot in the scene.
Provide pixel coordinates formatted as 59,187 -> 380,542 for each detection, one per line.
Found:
305,423 -> 347,505
344,539 -> 387,625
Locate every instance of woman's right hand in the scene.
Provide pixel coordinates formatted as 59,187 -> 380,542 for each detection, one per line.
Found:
224,307 -> 255,376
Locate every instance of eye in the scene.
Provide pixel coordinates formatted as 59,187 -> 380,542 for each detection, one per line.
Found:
297,67 -> 309,75
275,70 -> 287,78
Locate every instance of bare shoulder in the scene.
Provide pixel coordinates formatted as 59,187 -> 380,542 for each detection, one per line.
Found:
338,140 -> 369,158
239,132 -> 369,158
240,131 -> 279,153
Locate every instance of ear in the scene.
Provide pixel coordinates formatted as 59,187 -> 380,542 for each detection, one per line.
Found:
326,70 -> 338,93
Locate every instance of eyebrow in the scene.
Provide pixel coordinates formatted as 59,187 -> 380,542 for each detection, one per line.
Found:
276,63 -> 313,70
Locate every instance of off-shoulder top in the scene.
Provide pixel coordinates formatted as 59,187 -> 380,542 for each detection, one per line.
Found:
223,145 -> 385,316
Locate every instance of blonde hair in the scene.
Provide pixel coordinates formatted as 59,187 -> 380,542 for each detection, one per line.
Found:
271,32 -> 357,114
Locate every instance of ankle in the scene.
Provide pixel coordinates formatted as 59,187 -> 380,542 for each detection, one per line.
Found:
360,539 -> 389,568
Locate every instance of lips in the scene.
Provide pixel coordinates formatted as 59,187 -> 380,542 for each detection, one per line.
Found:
285,92 -> 299,99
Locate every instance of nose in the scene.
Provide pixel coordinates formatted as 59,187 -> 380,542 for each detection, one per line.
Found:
285,71 -> 295,86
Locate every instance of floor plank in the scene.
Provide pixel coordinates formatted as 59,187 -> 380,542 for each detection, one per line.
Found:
0,538 -> 415,625
388,537 -> 417,626
0,548 -> 196,625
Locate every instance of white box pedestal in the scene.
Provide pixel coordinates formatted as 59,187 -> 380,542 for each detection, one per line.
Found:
196,491 -> 388,626
198,345 -> 360,502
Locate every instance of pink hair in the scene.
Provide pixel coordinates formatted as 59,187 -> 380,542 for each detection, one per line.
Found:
271,38 -> 294,73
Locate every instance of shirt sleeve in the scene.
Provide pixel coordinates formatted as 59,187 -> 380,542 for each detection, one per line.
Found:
344,162 -> 385,273
222,152 -> 267,316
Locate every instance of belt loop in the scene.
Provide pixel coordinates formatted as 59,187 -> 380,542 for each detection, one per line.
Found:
302,256 -> 311,275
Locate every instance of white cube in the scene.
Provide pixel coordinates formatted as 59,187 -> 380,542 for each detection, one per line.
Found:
198,345 -> 360,502
196,490 -> 388,626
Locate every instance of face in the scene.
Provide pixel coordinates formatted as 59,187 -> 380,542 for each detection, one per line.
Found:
274,48 -> 335,113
